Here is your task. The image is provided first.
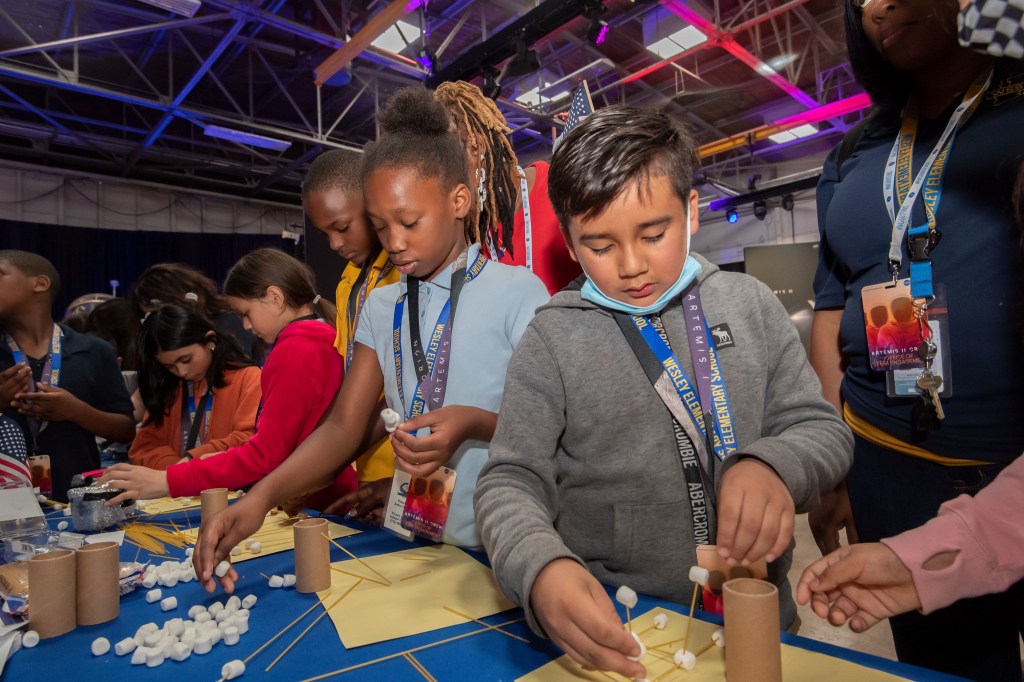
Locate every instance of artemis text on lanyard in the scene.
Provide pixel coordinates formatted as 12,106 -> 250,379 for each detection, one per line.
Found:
881,67 -> 992,430
392,250 -> 488,420
4,324 -> 63,450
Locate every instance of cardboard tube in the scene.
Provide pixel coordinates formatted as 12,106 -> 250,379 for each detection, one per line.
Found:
76,541 -> 120,625
28,549 -> 77,639
293,518 -> 331,593
723,578 -> 781,682
200,488 -> 229,525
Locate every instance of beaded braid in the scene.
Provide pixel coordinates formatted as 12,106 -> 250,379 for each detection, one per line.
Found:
434,81 -> 521,256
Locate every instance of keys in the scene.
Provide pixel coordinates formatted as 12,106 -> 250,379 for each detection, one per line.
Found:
916,371 -> 945,420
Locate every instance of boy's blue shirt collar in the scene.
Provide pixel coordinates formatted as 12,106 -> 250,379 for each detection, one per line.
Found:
400,243 -> 482,294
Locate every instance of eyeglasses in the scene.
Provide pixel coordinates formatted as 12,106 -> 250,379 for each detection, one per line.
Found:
855,0 -> 877,8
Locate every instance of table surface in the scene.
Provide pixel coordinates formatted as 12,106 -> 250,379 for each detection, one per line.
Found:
6,506 -> 965,682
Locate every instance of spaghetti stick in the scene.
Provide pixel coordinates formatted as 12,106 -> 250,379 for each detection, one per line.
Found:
400,571 -> 431,582
243,596 -> 329,664
442,606 -> 530,644
265,590 -> 353,672
321,533 -> 392,585
330,565 -> 390,587
403,653 -> 438,682
681,581 -> 700,653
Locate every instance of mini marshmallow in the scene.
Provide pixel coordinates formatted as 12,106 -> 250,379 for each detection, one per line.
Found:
170,642 -> 192,662
160,596 -> 178,611
627,631 -> 647,662
36,494 -> 46,503
144,632 -> 162,647
179,569 -> 194,583
615,585 -> 638,609
115,637 -> 137,656
248,541 -> 262,554
268,575 -> 284,588
160,573 -> 179,588
91,637 -> 111,656
223,626 -> 240,646
193,635 -> 212,655
241,595 -> 257,609
653,613 -> 669,630
674,649 -> 696,670
218,616 -> 236,631
130,647 -> 148,665
209,629 -> 223,646
194,611 -> 212,623
56,520 -> 68,531
230,546 -> 241,556
166,618 -> 185,637
146,649 -> 165,668
215,609 -> 232,623
138,622 -> 159,634
159,638 -> 175,658
208,601 -> 224,614
282,574 -> 296,588
226,595 -> 241,611
62,507 -> 72,516
133,632 -> 147,647
185,547 -> 194,557
214,560 -> 231,578
188,605 -> 206,619
235,619 -> 249,635
141,573 -> 158,589
146,588 -> 163,603
688,566 -> 710,586
711,628 -> 725,647
180,632 -> 196,647
235,609 -> 249,621
381,407 -> 402,433
221,660 -> 246,680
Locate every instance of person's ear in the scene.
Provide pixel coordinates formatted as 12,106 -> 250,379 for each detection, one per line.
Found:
31,275 -> 51,295
452,183 -> 471,220
561,226 -> 580,264
264,285 -> 286,309
688,190 -> 700,237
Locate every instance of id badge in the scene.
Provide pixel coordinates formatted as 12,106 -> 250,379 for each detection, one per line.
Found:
862,279 -> 928,372
381,469 -> 415,541
400,467 -> 457,543
886,292 -> 952,399
27,453 -> 52,497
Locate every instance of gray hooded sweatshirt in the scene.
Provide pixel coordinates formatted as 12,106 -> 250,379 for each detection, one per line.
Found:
475,254 -> 853,634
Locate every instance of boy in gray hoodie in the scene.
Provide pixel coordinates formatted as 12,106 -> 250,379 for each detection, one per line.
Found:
474,106 -> 853,679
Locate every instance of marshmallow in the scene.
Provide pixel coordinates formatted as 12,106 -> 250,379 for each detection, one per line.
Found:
142,573 -> 158,589
159,638 -> 175,658
282,574 -> 296,588
209,629 -> 223,646
188,605 -> 206,619
114,637 -> 137,656
674,649 -> 696,670
268,575 -> 284,588
235,619 -> 249,635
615,585 -> 638,609
57,521 -> 68,531
223,626 -> 240,646
688,566 -> 710,586
241,595 -> 257,610
194,611 -> 212,623
218,616 -> 236,631
160,573 -> 179,588
193,635 -> 212,655
160,596 -> 178,611
627,631 -> 647,662
215,609 -> 231,623
131,647 -> 148,665
208,601 -> 224,615
235,609 -> 249,621
62,507 -> 72,516
180,632 -> 196,647
711,628 -> 725,647
221,660 -> 246,680
653,613 -> 669,630
146,588 -> 163,603
248,541 -> 262,554
91,637 -> 110,656
230,546 -> 241,556
226,595 -> 241,612
214,560 -> 231,578
144,632 -> 162,647
381,408 -> 402,433
146,649 -> 165,667
170,642 -> 192,662
138,622 -> 159,634
185,547 -> 194,557
133,632 -> 147,647
166,618 -> 185,637
179,569 -> 194,583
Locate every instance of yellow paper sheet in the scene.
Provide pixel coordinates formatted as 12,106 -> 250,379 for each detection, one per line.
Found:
137,492 -> 239,516
316,544 -> 515,648
517,609 -> 908,682
181,512 -> 360,562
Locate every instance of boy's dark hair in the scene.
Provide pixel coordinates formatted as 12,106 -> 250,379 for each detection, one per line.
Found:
0,250 -> 61,302
85,298 -> 140,371
843,0 -> 913,119
136,303 -> 255,427
362,87 -> 468,192
302,150 -> 362,197
129,263 -> 231,323
548,105 -> 699,228
224,248 -> 334,326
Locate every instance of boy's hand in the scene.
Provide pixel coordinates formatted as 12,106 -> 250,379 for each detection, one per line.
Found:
0,364 -> 32,408
716,457 -> 795,565
796,543 -> 921,632
390,406 -> 488,478
193,495 -> 267,594
13,384 -> 84,423
98,463 -> 170,505
808,480 -> 859,555
531,559 -> 645,679
322,478 -> 390,523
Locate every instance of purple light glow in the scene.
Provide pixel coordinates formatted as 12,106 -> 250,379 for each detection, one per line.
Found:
595,24 -> 610,46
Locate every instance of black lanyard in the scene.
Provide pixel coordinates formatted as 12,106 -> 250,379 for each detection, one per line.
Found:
180,386 -> 212,455
406,254 -> 470,385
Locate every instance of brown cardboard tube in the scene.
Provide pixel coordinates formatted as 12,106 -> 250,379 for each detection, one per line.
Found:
28,549 -> 77,639
723,578 -> 781,682
293,518 -> 331,593
76,541 -> 120,625
200,488 -> 229,526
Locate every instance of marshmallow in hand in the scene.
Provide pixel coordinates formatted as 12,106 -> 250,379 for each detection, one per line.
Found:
381,408 -> 402,433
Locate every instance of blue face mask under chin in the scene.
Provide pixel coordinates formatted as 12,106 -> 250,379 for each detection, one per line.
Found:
579,205 -> 702,316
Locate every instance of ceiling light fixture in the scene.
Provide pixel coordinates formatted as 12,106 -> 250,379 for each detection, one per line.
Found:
585,3 -> 609,46
203,125 -> 292,152
136,0 -> 201,17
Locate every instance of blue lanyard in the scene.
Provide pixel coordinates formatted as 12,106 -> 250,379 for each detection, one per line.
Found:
392,252 -> 487,420
182,381 -> 213,454
4,324 -> 62,447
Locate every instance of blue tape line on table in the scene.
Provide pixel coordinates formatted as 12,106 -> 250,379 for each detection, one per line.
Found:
5,510 -> 966,681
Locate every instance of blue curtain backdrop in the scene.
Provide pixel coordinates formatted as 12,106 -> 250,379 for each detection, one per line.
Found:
0,219 -> 294,318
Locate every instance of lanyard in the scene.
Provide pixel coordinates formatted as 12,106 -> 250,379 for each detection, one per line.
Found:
484,166 -> 533,274
392,250 -> 488,419
4,324 -> 62,449
883,69 -> 992,273
180,382 -> 213,455
346,256 -> 394,372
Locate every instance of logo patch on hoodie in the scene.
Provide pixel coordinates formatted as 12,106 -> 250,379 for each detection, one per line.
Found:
709,324 -> 734,349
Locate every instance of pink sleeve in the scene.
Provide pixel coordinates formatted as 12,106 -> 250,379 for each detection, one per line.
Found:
167,345 -> 329,497
881,455 -> 1024,614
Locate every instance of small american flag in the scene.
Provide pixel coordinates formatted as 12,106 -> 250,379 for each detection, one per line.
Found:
0,415 -> 29,486
554,81 -> 594,150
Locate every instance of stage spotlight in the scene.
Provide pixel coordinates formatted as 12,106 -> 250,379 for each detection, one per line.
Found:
753,200 -> 768,221
585,3 -> 609,46
726,208 -> 739,224
505,39 -> 540,79
482,69 -> 502,100
781,193 -> 795,211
